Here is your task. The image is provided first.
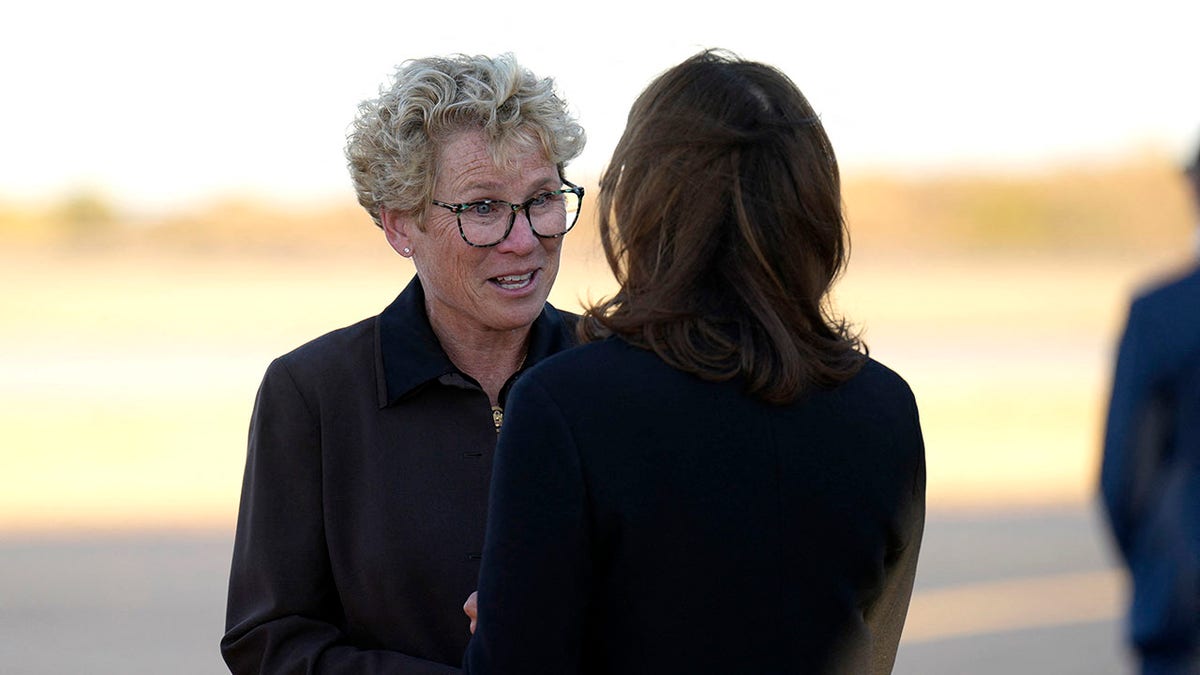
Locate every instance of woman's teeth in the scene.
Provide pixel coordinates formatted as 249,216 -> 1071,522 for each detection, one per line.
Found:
494,272 -> 533,290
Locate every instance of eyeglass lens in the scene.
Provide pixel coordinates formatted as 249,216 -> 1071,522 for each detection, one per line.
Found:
459,190 -> 581,246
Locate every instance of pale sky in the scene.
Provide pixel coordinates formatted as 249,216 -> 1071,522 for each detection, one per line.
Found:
3,0 -> 1199,211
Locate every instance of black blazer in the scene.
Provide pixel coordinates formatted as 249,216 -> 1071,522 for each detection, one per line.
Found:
222,278 -> 577,673
465,338 -> 926,674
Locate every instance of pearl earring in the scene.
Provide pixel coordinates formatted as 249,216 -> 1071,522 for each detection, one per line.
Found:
402,247 -> 412,256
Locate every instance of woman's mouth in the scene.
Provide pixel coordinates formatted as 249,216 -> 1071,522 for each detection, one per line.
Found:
491,271 -> 535,291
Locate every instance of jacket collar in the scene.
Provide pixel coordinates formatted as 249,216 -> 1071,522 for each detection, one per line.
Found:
374,275 -> 577,408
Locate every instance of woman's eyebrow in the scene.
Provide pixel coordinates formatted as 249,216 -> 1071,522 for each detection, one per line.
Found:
456,174 -> 560,200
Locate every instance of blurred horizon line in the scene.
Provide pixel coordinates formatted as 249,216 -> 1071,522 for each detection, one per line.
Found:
2,147 -> 1193,260
1,144 -> 1190,218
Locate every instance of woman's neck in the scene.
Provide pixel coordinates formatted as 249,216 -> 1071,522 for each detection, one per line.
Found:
429,317 -> 530,406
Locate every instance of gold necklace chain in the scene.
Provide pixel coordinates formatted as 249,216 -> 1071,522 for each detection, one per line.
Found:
490,349 -> 529,433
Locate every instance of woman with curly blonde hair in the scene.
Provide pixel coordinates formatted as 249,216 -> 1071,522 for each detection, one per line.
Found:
222,53 -> 585,673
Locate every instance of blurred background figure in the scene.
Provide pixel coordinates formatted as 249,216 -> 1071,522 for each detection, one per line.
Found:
220,53 -> 586,673
1101,139 -> 1200,675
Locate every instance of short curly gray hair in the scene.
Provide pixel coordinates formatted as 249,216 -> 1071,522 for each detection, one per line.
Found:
346,53 -> 586,229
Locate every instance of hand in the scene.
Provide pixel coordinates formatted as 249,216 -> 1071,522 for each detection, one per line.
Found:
463,591 -> 478,634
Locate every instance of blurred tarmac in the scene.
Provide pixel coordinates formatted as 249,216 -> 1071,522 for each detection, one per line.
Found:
895,504 -> 1132,674
0,502 -> 1133,674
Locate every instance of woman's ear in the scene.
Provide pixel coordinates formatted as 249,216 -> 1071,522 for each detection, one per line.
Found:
380,207 -> 416,257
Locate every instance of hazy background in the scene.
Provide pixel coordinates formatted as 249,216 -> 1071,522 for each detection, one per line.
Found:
3,0 -> 1200,672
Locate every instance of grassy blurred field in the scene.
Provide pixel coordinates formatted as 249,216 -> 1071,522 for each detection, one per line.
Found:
1,153 -> 1195,532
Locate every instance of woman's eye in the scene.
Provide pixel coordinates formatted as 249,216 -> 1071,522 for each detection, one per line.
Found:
473,202 -> 494,216
529,194 -> 549,208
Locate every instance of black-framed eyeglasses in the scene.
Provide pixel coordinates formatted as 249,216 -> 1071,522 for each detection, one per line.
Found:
431,181 -> 585,248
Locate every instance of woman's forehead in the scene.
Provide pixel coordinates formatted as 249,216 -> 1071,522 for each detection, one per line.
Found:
435,129 -> 556,195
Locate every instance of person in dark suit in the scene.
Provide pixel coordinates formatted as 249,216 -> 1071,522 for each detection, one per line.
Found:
462,50 -> 926,675
1101,142 -> 1200,675
220,54 -> 586,673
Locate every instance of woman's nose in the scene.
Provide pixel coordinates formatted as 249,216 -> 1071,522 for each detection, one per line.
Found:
495,212 -> 538,254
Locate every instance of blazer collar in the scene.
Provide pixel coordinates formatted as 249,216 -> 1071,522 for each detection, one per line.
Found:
375,276 -> 577,408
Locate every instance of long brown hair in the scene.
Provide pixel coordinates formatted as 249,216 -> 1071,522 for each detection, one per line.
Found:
582,50 -> 865,403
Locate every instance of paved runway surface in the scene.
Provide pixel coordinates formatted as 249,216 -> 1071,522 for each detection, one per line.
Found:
0,504 -> 1134,674
894,504 -> 1132,674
